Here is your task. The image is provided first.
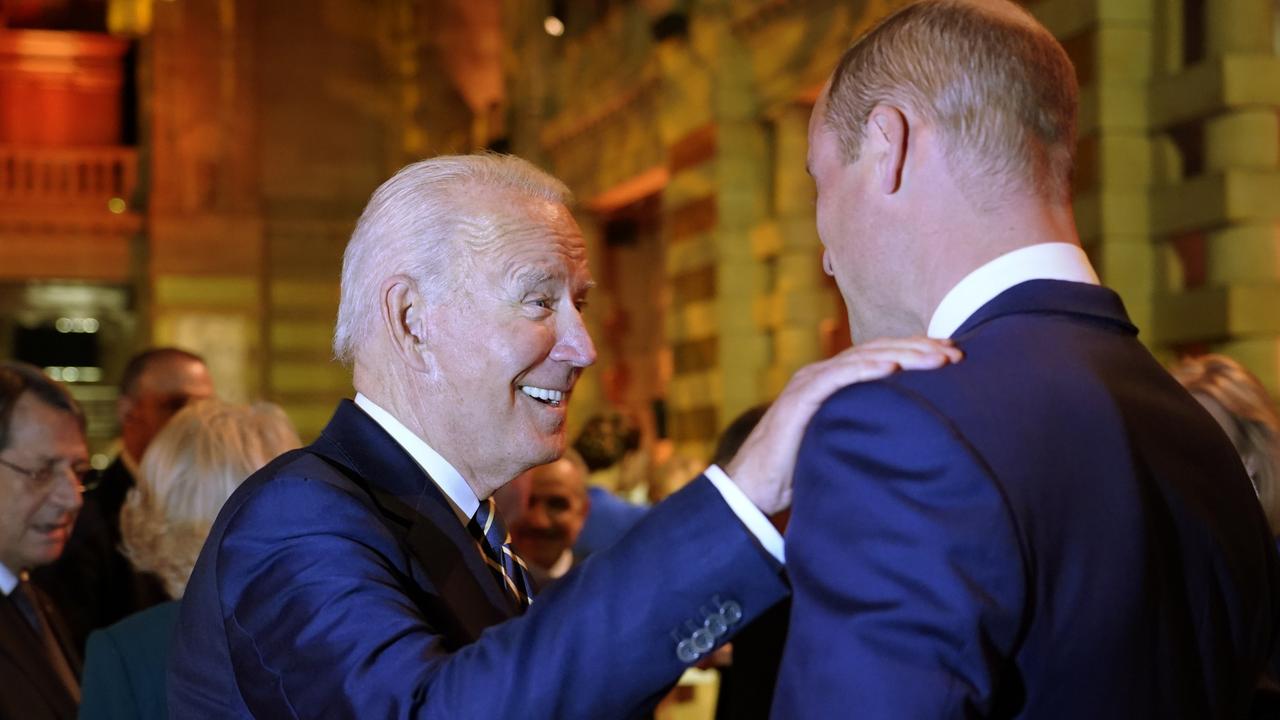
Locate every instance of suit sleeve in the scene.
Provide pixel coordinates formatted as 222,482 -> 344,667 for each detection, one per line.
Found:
217,474 -> 788,719
773,382 -> 1027,718
78,629 -> 139,720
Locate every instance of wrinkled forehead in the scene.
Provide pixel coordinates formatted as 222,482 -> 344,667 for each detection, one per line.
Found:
460,194 -> 591,283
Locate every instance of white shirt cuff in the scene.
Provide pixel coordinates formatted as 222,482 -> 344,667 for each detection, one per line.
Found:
703,464 -> 785,564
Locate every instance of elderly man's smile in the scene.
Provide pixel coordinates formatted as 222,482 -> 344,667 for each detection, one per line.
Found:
519,384 -> 566,407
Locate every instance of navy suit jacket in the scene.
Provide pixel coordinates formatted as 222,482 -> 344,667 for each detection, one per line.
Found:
169,400 -> 787,718
775,280 -> 1280,718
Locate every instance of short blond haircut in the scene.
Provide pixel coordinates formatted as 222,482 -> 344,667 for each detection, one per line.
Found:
121,399 -> 300,598
333,153 -> 572,365
823,0 -> 1078,203
1171,354 -> 1280,535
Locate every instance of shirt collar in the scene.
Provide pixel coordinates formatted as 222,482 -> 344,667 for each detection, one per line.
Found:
0,562 -> 18,596
547,549 -> 574,579
353,392 -> 480,523
119,447 -> 140,480
927,243 -> 1099,339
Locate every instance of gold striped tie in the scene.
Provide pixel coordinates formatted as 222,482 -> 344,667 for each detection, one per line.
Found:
467,497 -> 533,608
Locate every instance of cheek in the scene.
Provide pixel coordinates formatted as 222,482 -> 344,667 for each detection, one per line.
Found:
0,494 -> 34,534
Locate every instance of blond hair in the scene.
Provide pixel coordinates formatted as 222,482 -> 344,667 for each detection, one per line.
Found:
333,153 -> 572,365
822,0 -> 1078,203
121,399 -> 300,598
1171,354 -> 1280,534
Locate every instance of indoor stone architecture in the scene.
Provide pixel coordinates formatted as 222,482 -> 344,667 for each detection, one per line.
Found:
1,0 -> 1277,472
505,0 -> 1280,463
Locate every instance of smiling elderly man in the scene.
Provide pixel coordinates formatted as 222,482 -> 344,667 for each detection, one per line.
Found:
168,154 -> 958,718
0,362 -> 90,720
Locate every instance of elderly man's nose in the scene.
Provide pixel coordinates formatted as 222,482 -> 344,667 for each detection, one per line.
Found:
551,312 -> 597,368
50,469 -> 84,510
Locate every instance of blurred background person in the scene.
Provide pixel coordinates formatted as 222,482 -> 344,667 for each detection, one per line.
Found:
77,399 -> 298,720
34,348 -> 215,654
508,450 -> 591,592
0,362 -> 89,720
1171,354 -> 1280,538
571,413 -> 648,558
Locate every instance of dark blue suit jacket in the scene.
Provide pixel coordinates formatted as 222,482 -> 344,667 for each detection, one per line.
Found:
775,280 -> 1280,718
575,486 -> 648,557
79,600 -> 179,720
168,400 -> 786,718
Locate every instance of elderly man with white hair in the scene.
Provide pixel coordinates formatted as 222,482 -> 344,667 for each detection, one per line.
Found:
167,153 -> 958,718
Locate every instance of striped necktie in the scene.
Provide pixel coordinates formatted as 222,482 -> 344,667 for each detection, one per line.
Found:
467,497 -> 533,608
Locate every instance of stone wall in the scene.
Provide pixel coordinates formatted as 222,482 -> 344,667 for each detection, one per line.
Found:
507,0 -> 1280,467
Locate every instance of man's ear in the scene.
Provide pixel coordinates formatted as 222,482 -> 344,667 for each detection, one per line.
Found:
379,275 -> 433,374
867,104 -> 908,195
116,395 -> 135,425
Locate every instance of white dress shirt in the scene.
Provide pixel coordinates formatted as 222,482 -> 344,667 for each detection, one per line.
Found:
545,549 -> 574,580
352,393 -> 785,562
927,243 -> 1100,339
0,562 -> 18,596
354,393 -> 479,524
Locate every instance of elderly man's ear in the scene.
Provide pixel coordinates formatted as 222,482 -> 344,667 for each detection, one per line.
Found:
380,275 -> 437,374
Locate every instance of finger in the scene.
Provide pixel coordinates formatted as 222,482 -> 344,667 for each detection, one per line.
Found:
837,340 -> 963,366
854,337 -> 962,360
810,359 -> 899,387
829,346 -> 953,371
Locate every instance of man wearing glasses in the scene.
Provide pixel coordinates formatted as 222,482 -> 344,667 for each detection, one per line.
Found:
0,361 -> 90,720
35,348 -> 213,654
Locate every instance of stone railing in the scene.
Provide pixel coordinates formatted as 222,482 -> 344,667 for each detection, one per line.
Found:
0,145 -> 138,209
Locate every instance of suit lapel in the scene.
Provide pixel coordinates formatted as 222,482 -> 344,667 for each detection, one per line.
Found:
0,593 -> 76,716
34,583 -> 81,675
309,401 -> 519,644
953,279 -> 1138,339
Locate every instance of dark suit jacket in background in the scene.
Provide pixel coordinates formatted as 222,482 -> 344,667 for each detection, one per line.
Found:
775,280 -> 1280,718
169,400 -> 787,718
0,581 -> 82,720
32,458 -> 168,655
78,600 -> 178,720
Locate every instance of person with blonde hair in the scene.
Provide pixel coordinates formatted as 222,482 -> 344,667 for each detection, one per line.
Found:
78,400 -> 298,720
1172,353 -> 1280,535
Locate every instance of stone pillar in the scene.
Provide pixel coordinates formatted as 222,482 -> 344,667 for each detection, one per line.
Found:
757,102 -> 831,397
1033,0 -> 1157,336
145,0 -> 265,403
1144,0 -> 1280,393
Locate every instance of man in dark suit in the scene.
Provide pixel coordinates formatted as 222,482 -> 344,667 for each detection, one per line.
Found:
168,154 -> 958,717
770,1 -> 1280,717
0,363 -> 90,720
34,348 -> 212,653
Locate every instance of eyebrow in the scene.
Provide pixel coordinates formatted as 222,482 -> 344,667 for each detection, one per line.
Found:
512,267 -> 555,287
509,266 -> 595,294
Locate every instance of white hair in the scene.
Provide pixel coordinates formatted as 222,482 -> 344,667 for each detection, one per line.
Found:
333,154 -> 573,365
